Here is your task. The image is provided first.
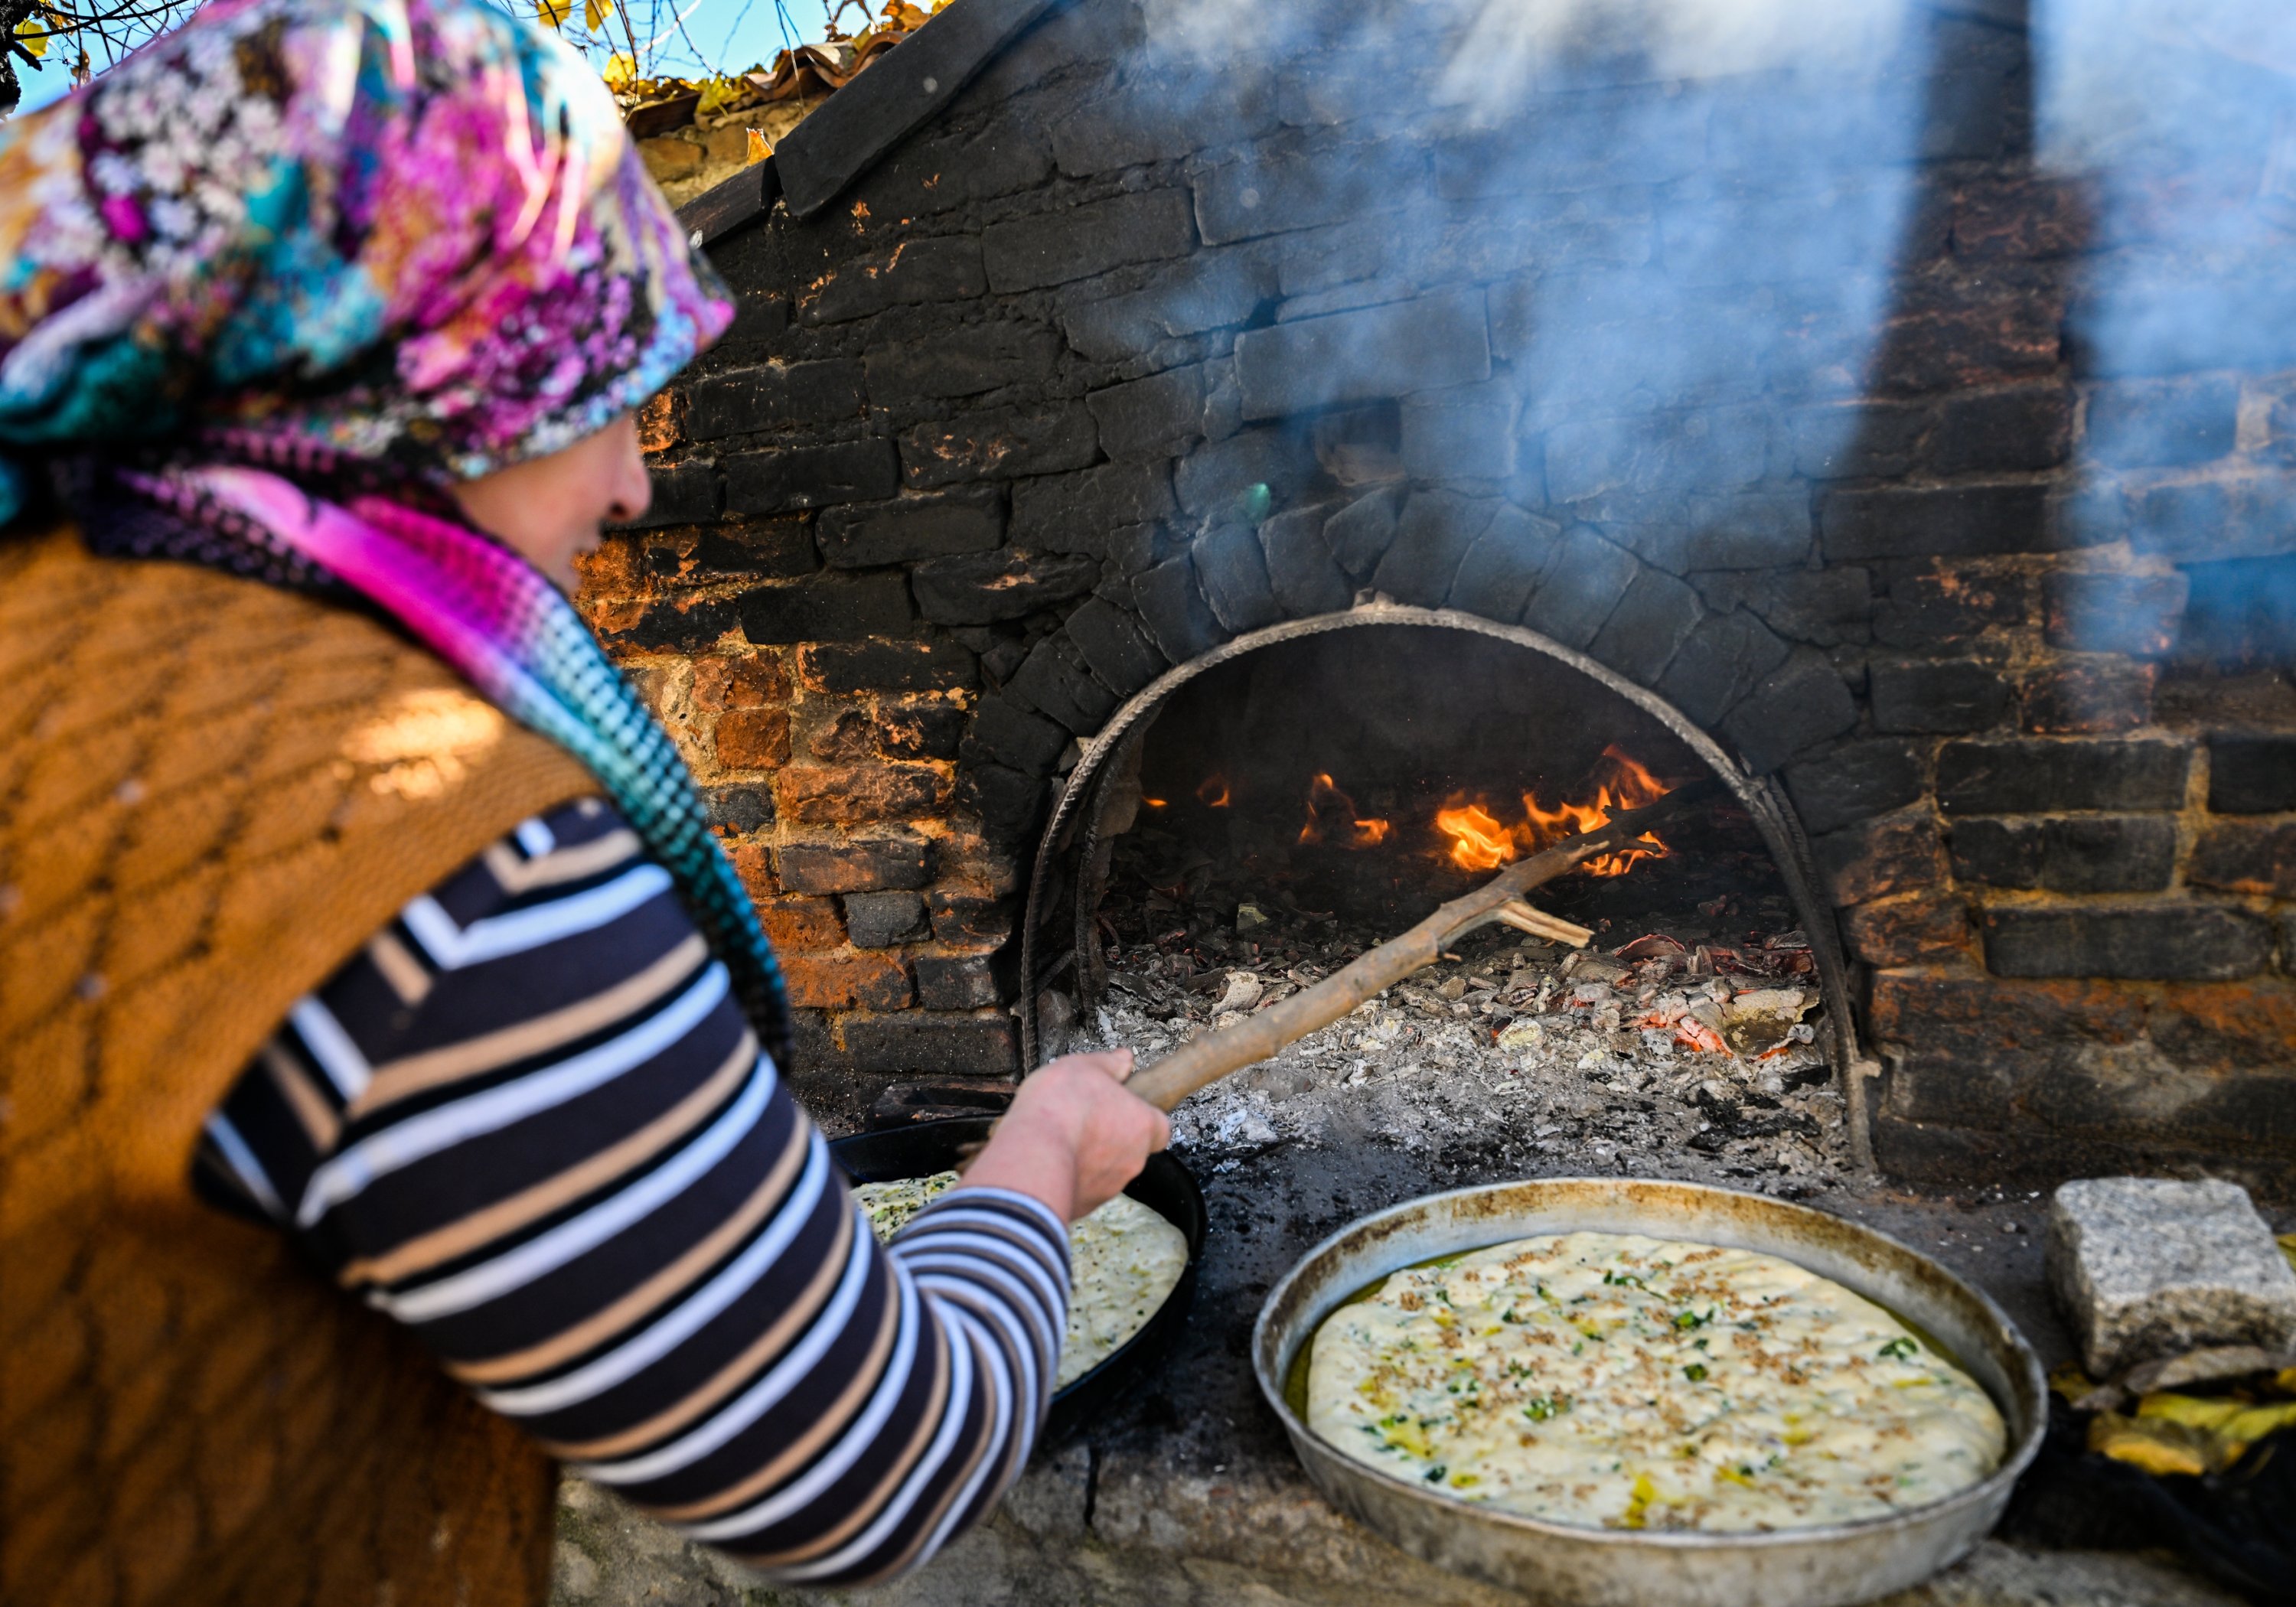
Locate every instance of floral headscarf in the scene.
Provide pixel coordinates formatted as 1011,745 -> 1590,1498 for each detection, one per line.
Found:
0,0 -> 791,1064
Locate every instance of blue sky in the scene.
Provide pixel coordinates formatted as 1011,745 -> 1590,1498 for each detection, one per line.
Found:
14,0 -> 843,115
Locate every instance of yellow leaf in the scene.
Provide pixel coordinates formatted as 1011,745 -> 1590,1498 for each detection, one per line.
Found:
534,0 -> 570,27
2136,1393 -> 2247,1431
15,15 -> 50,57
745,127 -> 770,163
583,0 -> 610,33
602,51 -> 638,91
2089,1413 -> 2211,1477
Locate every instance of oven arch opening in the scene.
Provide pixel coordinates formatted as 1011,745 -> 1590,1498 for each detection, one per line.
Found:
1017,603 -> 1873,1169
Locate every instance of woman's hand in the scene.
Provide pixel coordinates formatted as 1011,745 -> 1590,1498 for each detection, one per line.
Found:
959,1049 -> 1169,1222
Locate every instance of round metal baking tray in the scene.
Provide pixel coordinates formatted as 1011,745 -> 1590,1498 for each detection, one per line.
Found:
1254,1177 -> 2047,1607
830,1116 -> 1205,1444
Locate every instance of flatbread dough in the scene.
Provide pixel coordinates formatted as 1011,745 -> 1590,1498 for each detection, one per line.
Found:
1308,1231 -> 2004,1532
854,1172 -> 1190,1388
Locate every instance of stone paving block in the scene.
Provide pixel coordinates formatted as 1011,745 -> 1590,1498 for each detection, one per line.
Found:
2047,1176 -> 2296,1377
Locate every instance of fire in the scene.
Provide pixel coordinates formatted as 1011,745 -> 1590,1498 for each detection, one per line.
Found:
1300,773 -> 1391,849
1196,774 -> 1231,808
1434,746 -> 1671,877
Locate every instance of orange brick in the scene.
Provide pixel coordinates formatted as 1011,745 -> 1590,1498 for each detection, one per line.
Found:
757,895 -> 846,949
693,654 -> 790,711
716,709 -> 791,770
775,763 -> 950,824
636,390 -> 683,455
781,951 -> 912,1010
728,840 -> 776,898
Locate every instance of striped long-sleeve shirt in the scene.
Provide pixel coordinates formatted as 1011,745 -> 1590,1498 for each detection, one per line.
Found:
192,798 -> 1066,1586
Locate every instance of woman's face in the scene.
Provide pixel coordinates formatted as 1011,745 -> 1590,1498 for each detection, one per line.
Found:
452,412 -> 653,590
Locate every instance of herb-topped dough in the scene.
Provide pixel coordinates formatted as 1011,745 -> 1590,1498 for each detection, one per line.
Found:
1308,1231 -> 2004,1532
854,1172 -> 1189,1388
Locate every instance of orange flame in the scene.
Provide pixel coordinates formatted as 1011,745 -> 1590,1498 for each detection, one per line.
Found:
1300,772 -> 1391,848
1196,774 -> 1231,808
1433,747 -> 1671,877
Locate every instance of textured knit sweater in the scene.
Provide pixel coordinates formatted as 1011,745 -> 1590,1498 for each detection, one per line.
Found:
0,530 -> 1068,1604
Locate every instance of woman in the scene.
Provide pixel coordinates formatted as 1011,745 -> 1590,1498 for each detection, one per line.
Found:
0,2 -> 1167,1602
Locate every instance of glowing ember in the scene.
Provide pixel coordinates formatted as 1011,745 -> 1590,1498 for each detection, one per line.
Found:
1434,747 -> 1671,876
1299,773 -> 1392,849
1196,774 -> 1231,808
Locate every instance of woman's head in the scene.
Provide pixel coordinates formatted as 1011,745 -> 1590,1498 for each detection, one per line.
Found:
0,0 -> 726,558
453,411 -> 650,588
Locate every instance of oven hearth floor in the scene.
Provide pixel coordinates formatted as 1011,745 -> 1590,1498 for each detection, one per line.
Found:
551,1122 -> 2285,1607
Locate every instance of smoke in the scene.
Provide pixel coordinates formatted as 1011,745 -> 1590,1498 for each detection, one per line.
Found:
2034,0 -> 2296,602
1119,0 -> 1933,577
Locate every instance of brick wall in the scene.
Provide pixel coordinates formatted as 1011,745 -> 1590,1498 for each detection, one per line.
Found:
576,0 -> 2296,1183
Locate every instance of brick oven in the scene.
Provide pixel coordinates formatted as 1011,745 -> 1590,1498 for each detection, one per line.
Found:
577,0 -> 2296,1191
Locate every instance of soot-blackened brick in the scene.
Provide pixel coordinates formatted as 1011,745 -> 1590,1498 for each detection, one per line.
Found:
1400,381 -> 1518,481
1193,520 -> 1284,634
1815,813 -> 1945,907
1821,483 -> 2050,561
2086,376 -> 2241,468
1174,427 -> 1328,519
2043,570 -> 2189,658
819,488 -> 1004,569
899,404 -> 1099,490
1936,738 -> 2192,813
1871,571 -> 2029,650
801,236 -> 985,324
1949,817 -> 2043,888
843,1015 -> 1019,1077
843,890 -> 931,947
2040,816 -> 2180,893
627,461 -> 718,528
1009,634 -> 1120,735
876,699 -> 966,762
862,321 -> 1062,402
725,440 -> 899,514
981,188 -> 1196,293
1050,70 -> 1277,173
2209,734 -> 2296,813
914,953 -> 1006,1011
703,785 -> 775,833
1088,365 -> 1208,461
911,549 -> 1099,625
2190,820 -> 2296,898
1260,507 -> 1354,617
969,753 -> 1052,840
797,637 -> 977,694
1666,492 -> 1812,572
1192,131 -> 1388,244
1870,657 -> 2014,734
1134,553 -> 1225,663
928,888 -> 1019,947
608,594 -> 739,652
777,830 -> 934,894
1448,507 -> 1557,623
964,694 -> 1068,774
1983,905 -> 2272,981
1722,650 -> 1860,774
777,764 -> 950,825
1009,461 -> 1177,554
690,517 -> 817,577
740,573 -> 913,644
1788,400 -> 1930,480
1323,485 -> 1405,581
1842,894 -> 1971,968
1520,526 -> 1638,650
1233,288 -> 1491,420
1589,566 -> 1702,686
1371,491 -> 1495,608
1926,385 -> 2072,475
2128,481 -> 2296,561
2021,657 -> 2156,735
687,361 -> 864,440
1784,740 -> 1924,836
1065,598 -> 1168,696
1655,609 -> 1791,729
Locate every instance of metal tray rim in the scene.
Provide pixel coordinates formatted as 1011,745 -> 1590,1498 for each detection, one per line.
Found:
1253,1175 -> 2047,1555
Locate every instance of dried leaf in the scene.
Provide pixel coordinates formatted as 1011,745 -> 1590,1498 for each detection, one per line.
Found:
583,0 -> 610,32
602,51 -> 638,92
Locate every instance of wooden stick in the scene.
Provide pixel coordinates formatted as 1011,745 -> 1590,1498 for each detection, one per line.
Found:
1494,900 -> 1594,945
1124,778 -> 1717,1113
